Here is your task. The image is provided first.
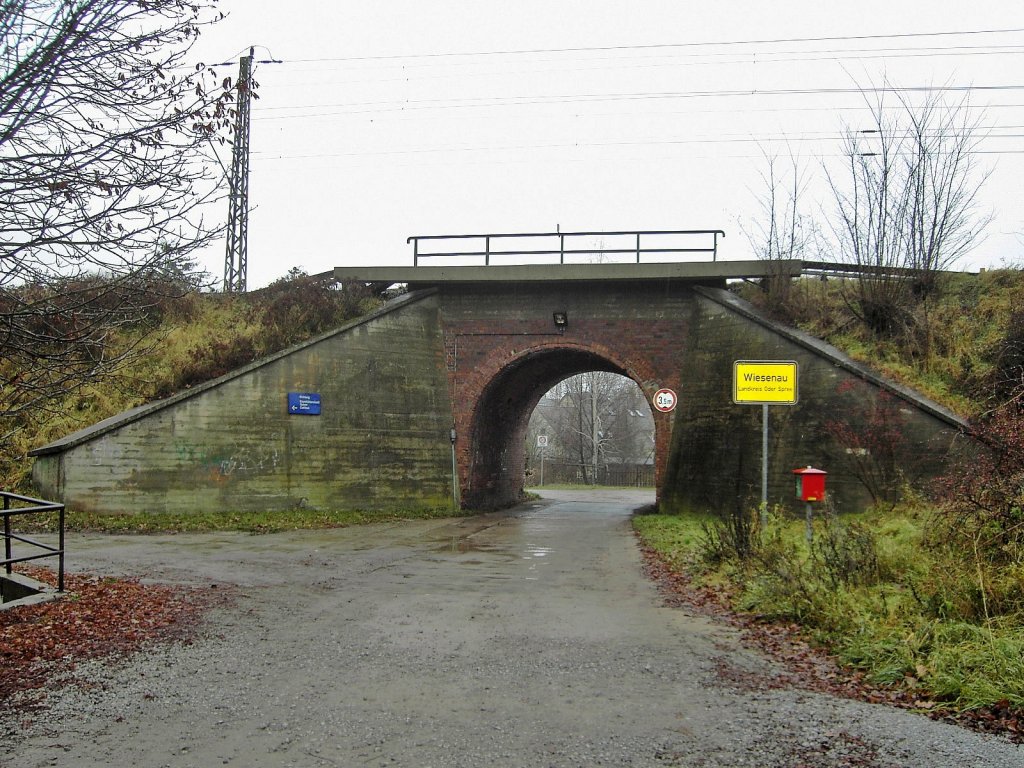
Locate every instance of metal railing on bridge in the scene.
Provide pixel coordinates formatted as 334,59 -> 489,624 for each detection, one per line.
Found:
2,491 -> 65,593
408,229 -> 725,267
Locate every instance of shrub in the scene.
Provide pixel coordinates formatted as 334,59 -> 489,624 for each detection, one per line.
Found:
159,335 -> 262,396
742,528 -> 817,621
699,504 -> 761,563
254,270 -> 374,351
935,405 -> 1024,564
825,380 -> 909,507
990,309 -> 1024,406
813,519 -> 883,588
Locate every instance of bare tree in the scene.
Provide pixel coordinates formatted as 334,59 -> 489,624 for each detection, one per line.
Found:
527,372 -> 654,484
1,1 -> 237,427
743,149 -> 816,320
553,373 -> 608,484
824,83 -> 990,335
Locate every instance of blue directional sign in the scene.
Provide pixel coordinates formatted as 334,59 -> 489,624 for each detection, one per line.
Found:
287,392 -> 321,416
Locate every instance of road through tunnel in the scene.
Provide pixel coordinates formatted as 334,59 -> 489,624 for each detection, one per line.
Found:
462,346 -> 647,510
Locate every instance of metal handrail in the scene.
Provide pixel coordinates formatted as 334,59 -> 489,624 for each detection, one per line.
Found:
2,491 -> 65,593
408,229 -> 725,266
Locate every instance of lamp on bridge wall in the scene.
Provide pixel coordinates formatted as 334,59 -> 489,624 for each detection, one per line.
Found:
553,311 -> 568,333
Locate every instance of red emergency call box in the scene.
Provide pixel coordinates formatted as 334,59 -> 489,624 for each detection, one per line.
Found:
793,466 -> 827,502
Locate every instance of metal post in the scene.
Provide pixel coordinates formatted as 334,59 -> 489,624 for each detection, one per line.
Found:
559,234 -> 565,264
57,504 -> 65,592
591,384 -> 599,486
484,235 -> 490,266
636,232 -> 641,263
450,428 -> 459,509
413,238 -> 419,266
805,502 -> 813,546
3,495 -> 10,576
760,403 -> 769,530
540,446 -> 545,487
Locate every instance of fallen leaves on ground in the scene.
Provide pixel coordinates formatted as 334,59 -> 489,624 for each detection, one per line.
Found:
637,537 -> 1024,744
1,567 -> 223,711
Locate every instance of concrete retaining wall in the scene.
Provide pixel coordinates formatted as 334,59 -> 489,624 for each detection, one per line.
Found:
664,287 -> 964,513
31,292 -> 456,514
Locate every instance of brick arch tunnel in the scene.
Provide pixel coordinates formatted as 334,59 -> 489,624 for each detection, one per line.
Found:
460,344 -> 656,510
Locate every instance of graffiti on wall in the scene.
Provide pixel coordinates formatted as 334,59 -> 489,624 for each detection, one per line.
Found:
90,441 -> 124,465
173,440 -> 282,482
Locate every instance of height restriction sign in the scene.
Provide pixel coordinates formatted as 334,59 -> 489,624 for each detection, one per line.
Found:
653,388 -> 677,413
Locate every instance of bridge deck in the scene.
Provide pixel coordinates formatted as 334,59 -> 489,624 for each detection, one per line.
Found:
333,260 -> 803,286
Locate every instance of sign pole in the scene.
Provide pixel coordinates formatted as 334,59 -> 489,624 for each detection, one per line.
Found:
536,435 -> 549,488
761,403 -> 769,529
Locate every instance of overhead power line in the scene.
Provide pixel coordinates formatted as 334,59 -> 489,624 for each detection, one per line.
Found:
251,83 -> 1024,121
230,27 -> 1024,168
282,26 -> 1024,64
278,26 -> 1024,65
254,45 -> 1024,91
251,130 -> 1024,163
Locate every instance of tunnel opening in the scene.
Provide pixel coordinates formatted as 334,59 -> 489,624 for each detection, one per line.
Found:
462,346 -> 656,510
525,372 -> 655,489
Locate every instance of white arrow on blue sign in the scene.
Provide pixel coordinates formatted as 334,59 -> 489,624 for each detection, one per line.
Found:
287,392 -> 321,415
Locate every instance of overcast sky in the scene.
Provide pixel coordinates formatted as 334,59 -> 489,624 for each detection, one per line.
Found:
192,1 -> 1024,288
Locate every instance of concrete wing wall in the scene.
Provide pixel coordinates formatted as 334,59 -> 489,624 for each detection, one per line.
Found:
664,287 -> 966,515
31,293 -> 456,515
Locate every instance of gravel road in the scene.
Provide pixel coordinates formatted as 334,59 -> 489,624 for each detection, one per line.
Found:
2,489 -> 1021,767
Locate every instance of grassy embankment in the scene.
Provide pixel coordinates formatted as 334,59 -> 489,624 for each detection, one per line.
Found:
2,274 -> 467,529
635,267 -> 1024,718
635,508 -> 1024,712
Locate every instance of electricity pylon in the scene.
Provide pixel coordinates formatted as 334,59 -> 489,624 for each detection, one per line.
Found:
223,47 -> 254,293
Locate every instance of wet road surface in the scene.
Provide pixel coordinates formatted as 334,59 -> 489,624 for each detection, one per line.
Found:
2,489 -> 1021,767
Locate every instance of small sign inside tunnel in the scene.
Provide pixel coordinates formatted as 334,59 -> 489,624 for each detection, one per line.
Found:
287,392 -> 321,415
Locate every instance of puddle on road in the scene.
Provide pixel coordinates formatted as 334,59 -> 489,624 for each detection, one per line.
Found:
425,545 -> 555,590
421,494 -> 649,578
433,537 -> 510,556
430,532 -> 556,574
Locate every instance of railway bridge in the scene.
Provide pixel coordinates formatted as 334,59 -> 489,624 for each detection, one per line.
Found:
31,231 -> 965,516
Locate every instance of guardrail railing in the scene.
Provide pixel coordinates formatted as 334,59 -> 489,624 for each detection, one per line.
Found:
2,491 -> 65,592
408,229 -> 725,267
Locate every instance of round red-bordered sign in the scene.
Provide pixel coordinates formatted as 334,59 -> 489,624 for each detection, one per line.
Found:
653,388 -> 677,413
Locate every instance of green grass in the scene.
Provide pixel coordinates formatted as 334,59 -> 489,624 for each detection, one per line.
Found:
18,505 -> 468,535
927,624 -> 1024,707
634,505 -> 1024,712
632,512 -> 709,572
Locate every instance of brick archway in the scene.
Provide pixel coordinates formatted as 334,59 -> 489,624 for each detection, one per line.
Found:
453,341 -> 668,509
